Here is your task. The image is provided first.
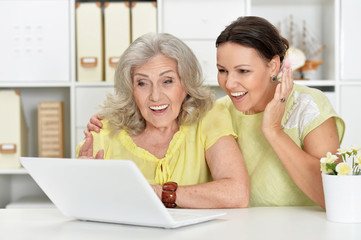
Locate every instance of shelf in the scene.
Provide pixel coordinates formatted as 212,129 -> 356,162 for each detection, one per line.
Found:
75,82 -> 114,87
0,82 -> 71,88
294,80 -> 336,86
296,80 -> 361,86
0,168 -> 27,175
339,81 -> 361,86
5,195 -> 54,209
252,0 -> 331,5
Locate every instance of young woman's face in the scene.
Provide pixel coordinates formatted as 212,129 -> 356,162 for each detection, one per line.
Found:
217,42 -> 278,114
132,54 -> 187,130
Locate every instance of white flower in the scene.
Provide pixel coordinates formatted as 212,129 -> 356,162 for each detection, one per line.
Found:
337,147 -> 351,155
320,162 -> 333,173
320,152 -> 338,173
337,148 -> 347,155
336,162 -> 352,176
320,152 -> 338,164
350,145 -> 361,152
321,145 -> 361,175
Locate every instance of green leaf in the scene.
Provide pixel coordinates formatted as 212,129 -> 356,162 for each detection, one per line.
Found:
326,163 -> 337,175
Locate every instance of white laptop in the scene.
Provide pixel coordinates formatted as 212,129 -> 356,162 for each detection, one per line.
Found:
20,157 -> 226,228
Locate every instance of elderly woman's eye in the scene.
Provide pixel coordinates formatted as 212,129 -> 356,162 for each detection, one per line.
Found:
137,81 -> 146,86
164,78 -> 173,84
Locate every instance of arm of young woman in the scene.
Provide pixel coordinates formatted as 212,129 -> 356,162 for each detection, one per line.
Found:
263,118 -> 338,209
262,68 -> 339,209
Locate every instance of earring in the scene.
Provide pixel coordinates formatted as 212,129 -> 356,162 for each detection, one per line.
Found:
271,75 -> 277,82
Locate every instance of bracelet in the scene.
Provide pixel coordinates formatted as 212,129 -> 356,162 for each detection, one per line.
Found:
162,182 -> 178,208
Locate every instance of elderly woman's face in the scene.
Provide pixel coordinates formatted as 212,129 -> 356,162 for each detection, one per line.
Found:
132,54 -> 187,130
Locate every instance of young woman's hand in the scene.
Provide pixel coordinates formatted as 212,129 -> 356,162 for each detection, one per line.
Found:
84,113 -> 103,136
262,67 -> 294,136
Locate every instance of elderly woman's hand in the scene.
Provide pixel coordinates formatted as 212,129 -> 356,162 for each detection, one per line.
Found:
261,67 -> 294,137
78,133 -> 104,159
84,113 -> 103,137
151,184 -> 162,199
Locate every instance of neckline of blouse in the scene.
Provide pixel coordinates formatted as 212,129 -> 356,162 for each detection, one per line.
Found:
119,125 -> 189,163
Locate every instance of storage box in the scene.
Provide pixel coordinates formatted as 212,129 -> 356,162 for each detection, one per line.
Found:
38,102 -> 64,158
0,90 -> 28,168
104,2 -> 131,82
131,1 -> 157,41
76,2 -> 104,82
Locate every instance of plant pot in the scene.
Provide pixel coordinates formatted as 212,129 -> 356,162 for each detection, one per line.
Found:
322,173 -> 361,223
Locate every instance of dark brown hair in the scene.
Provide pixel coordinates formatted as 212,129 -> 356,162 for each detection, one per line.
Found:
216,16 -> 289,64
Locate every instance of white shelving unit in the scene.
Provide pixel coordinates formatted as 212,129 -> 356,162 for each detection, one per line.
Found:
0,0 -> 76,208
0,0 -> 360,208
338,0 -> 361,147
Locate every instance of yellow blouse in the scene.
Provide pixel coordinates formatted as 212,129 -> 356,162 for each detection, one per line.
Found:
76,102 -> 236,186
217,84 -> 345,207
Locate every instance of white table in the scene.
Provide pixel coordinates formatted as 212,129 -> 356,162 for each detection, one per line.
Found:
0,206 -> 360,240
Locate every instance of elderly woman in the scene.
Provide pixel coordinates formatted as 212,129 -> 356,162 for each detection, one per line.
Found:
215,16 -> 345,208
77,32 -> 250,209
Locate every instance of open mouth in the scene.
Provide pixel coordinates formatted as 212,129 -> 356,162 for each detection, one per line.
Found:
149,104 -> 168,112
230,91 -> 248,99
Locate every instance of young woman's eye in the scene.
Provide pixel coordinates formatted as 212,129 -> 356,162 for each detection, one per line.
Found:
218,69 -> 227,73
239,69 -> 249,73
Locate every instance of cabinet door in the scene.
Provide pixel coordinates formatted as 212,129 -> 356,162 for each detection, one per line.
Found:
159,0 -> 246,39
341,0 -> 361,80
184,40 -> 218,85
0,0 -> 70,82
340,86 -> 361,147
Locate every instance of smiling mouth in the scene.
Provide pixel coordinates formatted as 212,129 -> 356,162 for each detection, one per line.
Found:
230,91 -> 248,97
149,104 -> 168,111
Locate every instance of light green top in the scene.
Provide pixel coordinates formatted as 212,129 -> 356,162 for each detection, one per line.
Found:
77,102 -> 236,186
217,84 -> 345,207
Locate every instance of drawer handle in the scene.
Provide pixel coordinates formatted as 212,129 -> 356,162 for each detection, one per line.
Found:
81,57 -> 98,67
0,144 -> 17,154
109,57 -> 120,67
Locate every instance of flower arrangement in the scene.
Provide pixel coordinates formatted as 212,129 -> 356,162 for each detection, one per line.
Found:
320,145 -> 361,175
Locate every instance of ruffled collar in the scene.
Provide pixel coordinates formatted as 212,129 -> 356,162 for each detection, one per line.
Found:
119,125 -> 188,184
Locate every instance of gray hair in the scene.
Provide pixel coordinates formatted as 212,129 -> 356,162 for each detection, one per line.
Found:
100,32 -> 213,135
